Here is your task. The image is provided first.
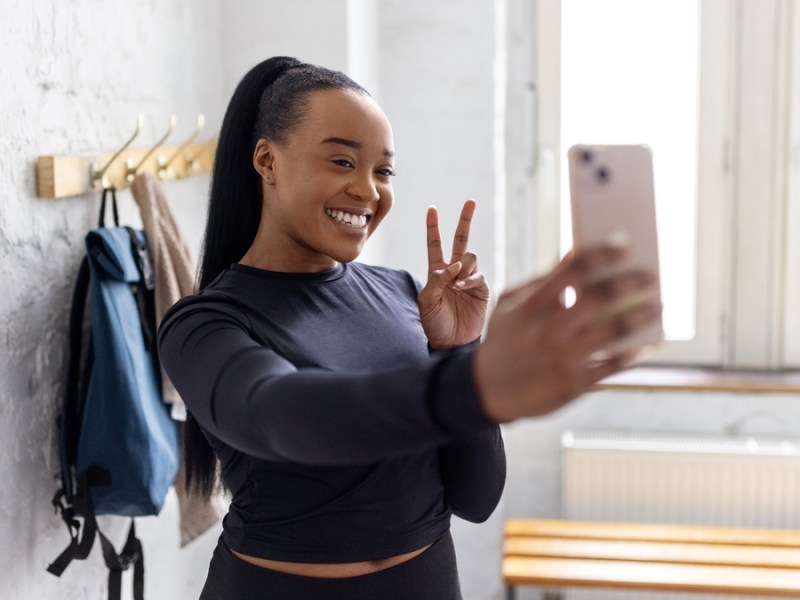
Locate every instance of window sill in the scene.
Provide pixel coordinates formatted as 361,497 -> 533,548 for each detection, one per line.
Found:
597,366 -> 800,394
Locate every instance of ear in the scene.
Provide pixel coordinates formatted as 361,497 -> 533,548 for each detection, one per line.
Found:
253,138 -> 276,184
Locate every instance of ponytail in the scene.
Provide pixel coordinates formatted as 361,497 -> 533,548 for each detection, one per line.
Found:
198,56 -> 302,290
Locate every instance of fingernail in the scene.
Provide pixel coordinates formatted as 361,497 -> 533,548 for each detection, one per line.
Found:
455,280 -> 466,288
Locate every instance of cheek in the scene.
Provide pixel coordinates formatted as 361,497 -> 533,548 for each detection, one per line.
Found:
370,188 -> 394,232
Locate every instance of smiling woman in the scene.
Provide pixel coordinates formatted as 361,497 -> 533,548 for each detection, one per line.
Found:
156,56 -> 662,599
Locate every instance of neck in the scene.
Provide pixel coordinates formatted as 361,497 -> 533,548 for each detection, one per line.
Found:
239,231 -> 338,273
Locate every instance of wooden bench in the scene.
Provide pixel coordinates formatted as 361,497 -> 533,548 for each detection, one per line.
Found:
503,519 -> 800,599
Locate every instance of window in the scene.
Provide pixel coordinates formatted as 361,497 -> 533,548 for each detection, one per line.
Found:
509,0 -> 800,369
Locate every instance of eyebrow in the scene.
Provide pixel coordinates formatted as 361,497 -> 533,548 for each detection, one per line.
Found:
320,136 -> 394,158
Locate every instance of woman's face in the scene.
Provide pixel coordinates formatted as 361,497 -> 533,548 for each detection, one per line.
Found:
253,88 -> 395,272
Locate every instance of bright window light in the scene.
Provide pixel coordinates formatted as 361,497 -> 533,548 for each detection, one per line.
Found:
560,0 -> 700,340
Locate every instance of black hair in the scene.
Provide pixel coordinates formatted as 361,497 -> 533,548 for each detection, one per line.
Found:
184,57 -> 369,497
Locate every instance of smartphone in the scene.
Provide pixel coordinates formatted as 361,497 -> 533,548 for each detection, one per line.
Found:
567,144 -> 663,355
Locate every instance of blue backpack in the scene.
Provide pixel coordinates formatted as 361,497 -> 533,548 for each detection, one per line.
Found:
48,189 -> 179,600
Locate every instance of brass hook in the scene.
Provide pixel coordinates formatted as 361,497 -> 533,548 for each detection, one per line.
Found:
126,114 -> 177,182
89,114 -> 144,189
180,131 -> 218,179
158,114 -> 205,179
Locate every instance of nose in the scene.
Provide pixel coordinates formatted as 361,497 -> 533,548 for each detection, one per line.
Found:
346,171 -> 381,203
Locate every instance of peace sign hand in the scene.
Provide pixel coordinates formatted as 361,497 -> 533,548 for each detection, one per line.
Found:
418,199 -> 490,349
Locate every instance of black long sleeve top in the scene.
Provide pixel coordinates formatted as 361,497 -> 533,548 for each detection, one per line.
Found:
157,261 -> 505,563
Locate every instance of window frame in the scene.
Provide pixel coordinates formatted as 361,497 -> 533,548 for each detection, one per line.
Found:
510,0 -> 798,369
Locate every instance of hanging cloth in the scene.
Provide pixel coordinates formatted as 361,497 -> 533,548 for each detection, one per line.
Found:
130,172 -> 226,546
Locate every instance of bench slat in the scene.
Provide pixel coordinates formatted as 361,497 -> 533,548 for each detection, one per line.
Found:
504,537 -> 800,569
503,557 -> 800,597
504,519 -> 800,547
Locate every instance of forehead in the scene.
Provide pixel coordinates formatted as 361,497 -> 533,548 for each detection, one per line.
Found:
297,89 -> 394,151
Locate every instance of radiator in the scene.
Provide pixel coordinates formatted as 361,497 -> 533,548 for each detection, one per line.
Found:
561,430 -> 800,600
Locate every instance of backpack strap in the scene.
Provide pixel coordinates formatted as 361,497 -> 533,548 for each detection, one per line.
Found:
98,187 -> 120,228
46,472 -> 97,576
124,226 -> 157,355
98,520 -> 144,600
49,471 -> 144,600
59,257 -> 91,500
48,257 -> 94,577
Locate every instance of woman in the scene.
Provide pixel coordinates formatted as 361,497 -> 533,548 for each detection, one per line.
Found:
158,56 -> 660,600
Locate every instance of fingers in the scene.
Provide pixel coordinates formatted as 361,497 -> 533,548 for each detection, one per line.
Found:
426,205 -> 445,273
455,251 -> 477,278
451,199 -> 476,263
426,261 -> 463,293
515,244 -> 629,315
568,299 -> 662,360
551,270 -> 657,343
453,270 -> 488,293
583,351 -> 638,387
493,254 -> 660,370
427,199 -> 478,276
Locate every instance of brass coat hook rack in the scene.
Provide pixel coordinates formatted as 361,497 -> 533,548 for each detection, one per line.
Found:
36,114 -> 217,199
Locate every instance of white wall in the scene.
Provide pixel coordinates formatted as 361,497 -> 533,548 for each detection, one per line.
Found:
377,0 -> 500,288
219,0 -> 349,95
0,1 -> 224,599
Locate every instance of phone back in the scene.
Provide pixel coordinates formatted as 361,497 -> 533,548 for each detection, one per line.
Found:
568,144 -> 663,353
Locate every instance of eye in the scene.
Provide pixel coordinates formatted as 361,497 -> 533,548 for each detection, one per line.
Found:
332,159 -> 354,169
376,167 -> 396,178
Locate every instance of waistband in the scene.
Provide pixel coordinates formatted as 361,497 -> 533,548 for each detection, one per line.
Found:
200,530 -> 462,600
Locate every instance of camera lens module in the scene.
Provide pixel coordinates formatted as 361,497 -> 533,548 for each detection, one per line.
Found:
596,166 -> 610,182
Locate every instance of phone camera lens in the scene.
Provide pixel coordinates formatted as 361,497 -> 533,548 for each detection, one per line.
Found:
596,166 -> 610,182
580,150 -> 593,163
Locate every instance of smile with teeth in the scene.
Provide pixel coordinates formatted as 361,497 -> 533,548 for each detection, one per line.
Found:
326,208 -> 368,229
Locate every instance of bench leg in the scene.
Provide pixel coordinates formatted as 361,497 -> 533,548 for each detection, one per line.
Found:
506,585 -> 565,600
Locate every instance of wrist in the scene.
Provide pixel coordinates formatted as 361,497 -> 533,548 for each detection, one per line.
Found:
471,346 -> 512,424
428,336 -> 481,353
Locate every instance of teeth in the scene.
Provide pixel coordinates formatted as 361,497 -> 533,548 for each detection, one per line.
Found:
326,208 -> 368,229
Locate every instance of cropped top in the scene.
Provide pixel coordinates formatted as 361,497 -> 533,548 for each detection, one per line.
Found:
157,261 -> 505,563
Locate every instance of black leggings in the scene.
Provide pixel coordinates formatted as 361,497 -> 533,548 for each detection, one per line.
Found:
198,532 -> 463,600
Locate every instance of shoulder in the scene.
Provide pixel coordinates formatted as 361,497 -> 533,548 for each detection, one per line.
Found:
160,281 -> 253,339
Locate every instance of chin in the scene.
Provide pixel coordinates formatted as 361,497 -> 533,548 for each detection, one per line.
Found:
331,246 -> 364,264
336,252 -> 362,264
